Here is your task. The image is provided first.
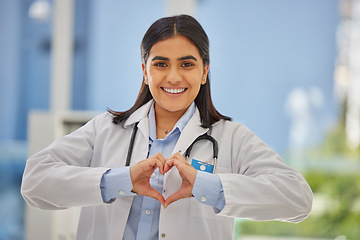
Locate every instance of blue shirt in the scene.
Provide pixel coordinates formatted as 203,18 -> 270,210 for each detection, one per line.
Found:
100,102 -> 225,240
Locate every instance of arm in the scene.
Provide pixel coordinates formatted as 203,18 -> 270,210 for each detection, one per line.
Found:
21,114 -> 109,210
217,123 -> 313,223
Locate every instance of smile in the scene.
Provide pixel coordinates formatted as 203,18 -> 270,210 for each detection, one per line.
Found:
162,87 -> 186,94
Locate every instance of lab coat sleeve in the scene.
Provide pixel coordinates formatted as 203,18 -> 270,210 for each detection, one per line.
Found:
21,114 -> 110,210
217,123 -> 313,223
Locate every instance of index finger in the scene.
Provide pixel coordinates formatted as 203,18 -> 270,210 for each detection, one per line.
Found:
147,154 -> 166,175
164,158 -> 190,173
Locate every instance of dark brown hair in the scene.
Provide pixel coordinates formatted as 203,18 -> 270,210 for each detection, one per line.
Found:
108,14 -> 231,127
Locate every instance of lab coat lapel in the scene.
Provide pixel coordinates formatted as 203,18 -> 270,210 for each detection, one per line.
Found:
173,107 -> 208,157
131,117 -> 149,164
124,100 -> 153,165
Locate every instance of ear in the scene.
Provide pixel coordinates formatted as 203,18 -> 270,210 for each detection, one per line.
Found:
142,62 -> 148,85
201,65 -> 209,85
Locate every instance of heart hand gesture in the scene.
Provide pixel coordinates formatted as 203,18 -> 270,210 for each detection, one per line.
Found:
163,152 -> 197,208
129,153 -> 166,205
129,152 -> 197,208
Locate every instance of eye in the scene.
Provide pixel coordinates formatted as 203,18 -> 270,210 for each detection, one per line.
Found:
154,62 -> 168,67
180,62 -> 194,68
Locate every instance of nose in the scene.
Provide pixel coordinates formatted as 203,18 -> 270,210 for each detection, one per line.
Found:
166,66 -> 182,84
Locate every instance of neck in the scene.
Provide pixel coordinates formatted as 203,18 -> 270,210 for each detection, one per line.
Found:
154,103 -> 187,138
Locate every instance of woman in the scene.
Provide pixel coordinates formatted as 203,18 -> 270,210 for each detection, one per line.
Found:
21,15 -> 313,240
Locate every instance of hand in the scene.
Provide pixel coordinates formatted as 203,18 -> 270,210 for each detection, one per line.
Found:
130,153 -> 166,205
163,152 -> 197,208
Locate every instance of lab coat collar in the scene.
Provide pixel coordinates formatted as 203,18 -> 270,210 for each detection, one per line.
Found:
172,109 -> 208,155
124,99 -> 211,155
124,100 -> 154,127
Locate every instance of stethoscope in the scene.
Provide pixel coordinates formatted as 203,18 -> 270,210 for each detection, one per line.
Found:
125,122 -> 218,173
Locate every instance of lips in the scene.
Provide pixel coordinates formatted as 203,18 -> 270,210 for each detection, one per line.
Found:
162,87 -> 187,94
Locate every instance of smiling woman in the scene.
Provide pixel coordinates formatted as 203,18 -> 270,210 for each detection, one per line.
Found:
109,15 -> 231,129
21,15 -> 313,240
143,35 -> 209,131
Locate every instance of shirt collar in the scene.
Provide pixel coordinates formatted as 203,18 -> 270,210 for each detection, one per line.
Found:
148,102 -> 196,140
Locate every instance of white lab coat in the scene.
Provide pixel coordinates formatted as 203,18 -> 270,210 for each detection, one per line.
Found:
21,100 -> 313,240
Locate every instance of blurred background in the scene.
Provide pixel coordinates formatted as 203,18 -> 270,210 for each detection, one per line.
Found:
0,0 -> 359,239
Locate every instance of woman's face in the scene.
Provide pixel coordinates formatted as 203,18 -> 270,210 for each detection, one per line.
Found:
142,35 -> 209,118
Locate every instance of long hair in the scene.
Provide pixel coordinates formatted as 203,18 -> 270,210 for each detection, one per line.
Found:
108,15 -> 231,127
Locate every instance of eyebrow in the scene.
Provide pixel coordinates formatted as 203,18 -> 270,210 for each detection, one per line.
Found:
151,55 -> 198,62
178,55 -> 198,61
151,56 -> 169,61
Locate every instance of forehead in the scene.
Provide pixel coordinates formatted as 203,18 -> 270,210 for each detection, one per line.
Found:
149,35 -> 201,59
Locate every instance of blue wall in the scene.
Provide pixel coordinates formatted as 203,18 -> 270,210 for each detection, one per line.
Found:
0,0 -> 52,141
0,0 -> 22,141
196,0 -> 339,152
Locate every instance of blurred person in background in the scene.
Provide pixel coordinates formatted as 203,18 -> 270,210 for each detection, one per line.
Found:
21,14 -> 312,240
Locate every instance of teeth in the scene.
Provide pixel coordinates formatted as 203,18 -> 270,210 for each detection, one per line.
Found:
163,88 -> 186,94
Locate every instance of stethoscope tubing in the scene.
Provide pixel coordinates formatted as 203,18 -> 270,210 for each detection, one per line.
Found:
125,122 -> 139,167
